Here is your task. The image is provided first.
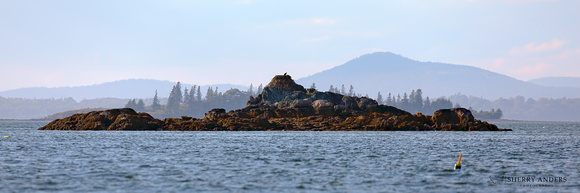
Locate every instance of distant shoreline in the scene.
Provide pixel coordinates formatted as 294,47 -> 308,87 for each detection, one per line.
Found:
487,119 -> 580,123
0,118 -> 51,121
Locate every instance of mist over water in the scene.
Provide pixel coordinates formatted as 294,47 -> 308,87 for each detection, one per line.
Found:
1,121 -> 579,192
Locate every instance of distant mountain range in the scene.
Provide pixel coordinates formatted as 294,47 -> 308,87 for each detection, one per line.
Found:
0,79 -> 249,101
528,77 -> 580,89
1,52 -> 579,101
296,52 -> 580,99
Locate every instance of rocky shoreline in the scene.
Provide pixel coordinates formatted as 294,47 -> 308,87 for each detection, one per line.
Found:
39,74 -> 511,131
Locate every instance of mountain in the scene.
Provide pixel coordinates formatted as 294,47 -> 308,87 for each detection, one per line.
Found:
296,52 -> 580,99
0,79 -> 250,100
528,77 -> 580,88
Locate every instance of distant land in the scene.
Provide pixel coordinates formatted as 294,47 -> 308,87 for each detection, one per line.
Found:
0,79 -> 249,101
1,52 -> 580,121
528,77 -> 580,89
1,52 -> 579,100
296,52 -> 580,99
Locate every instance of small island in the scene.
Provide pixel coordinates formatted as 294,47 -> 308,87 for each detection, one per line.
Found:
39,74 -> 511,131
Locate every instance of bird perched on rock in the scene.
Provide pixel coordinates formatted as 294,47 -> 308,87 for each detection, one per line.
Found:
284,72 -> 287,75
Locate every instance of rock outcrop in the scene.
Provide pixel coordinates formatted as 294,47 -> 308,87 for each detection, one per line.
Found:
39,108 -> 163,131
431,108 -> 500,131
39,74 -> 511,131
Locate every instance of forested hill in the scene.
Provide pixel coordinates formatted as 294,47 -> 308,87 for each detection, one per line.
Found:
296,52 -> 580,99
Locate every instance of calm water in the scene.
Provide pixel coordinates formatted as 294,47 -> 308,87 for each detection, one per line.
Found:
1,121 -> 579,192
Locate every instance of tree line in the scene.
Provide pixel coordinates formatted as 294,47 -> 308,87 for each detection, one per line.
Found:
126,82 -> 263,118
470,108 -> 503,120
323,84 -> 457,115
129,82 -> 503,119
7,82 -> 579,121
375,89 -> 502,119
377,89 -> 455,114
450,94 -> 579,121
325,85 -> 502,119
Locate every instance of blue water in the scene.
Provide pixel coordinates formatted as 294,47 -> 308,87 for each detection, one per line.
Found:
1,121 -> 579,192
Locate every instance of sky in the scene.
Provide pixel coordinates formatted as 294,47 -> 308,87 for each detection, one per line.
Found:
1,0 -> 579,91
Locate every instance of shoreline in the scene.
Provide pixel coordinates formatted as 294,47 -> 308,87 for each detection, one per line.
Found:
3,118 -> 578,123
2,118 -> 579,124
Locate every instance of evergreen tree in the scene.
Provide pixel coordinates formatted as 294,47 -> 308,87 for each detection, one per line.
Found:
329,85 -> 335,93
310,83 -> 316,90
414,89 -> 423,111
248,84 -> 254,96
348,85 -> 354,96
423,96 -> 431,113
386,93 -> 393,106
341,85 -> 346,95
396,94 -> 402,106
410,90 -> 416,109
401,93 -> 409,110
257,84 -> 263,95
184,86 -> 196,107
183,87 -> 190,105
377,92 -> 383,105
196,86 -> 202,102
152,90 -> 161,111
125,99 -> 137,109
206,87 -> 215,101
136,99 -> 145,112
190,86 -> 196,102
407,89 -> 424,112
167,82 -> 183,113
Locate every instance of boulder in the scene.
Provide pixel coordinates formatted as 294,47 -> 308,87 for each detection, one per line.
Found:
312,99 -> 333,114
39,108 -> 163,131
204,108 -> 228,121
357,97 -> 378,110
290,98 -> 313,108
432,108 -> 474,126
107,112 -> 163,131
430,108 -> 507,131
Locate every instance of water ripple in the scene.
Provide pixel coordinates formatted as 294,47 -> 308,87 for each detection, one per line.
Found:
0,121 -> 579,192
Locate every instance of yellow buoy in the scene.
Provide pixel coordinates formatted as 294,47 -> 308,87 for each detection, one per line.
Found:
454,154 -> 462,170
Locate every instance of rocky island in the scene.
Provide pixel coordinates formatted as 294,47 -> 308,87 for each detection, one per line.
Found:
39,74 -> 511,131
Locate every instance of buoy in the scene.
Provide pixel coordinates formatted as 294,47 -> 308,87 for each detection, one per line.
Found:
454,154 -> 462,170
3,136 -> 11,138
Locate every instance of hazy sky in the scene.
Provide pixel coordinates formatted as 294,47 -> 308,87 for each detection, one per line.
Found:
1,0 -> 578,91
